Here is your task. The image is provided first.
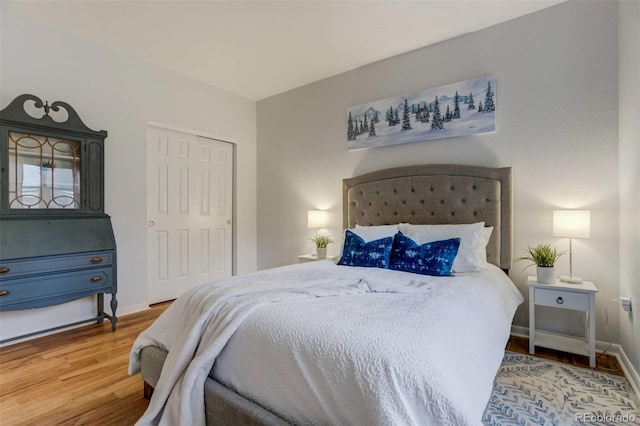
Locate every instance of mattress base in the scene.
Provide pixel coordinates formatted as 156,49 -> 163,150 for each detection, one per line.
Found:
139,346 -> 291,426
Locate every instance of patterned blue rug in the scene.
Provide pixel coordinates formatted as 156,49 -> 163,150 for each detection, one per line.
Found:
483,351 -> 640,426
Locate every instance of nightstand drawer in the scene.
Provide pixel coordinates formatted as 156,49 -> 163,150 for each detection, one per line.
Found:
535,288 -> 589,310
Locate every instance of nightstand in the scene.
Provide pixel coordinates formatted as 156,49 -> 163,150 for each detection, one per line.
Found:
528,276 -> 598,367
297,254 -> 338,263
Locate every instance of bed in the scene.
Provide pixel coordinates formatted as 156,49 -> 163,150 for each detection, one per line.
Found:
129,164 -> 522,426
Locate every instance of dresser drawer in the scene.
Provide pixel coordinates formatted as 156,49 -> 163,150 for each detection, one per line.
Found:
534,288 -> 589,311
0,251 -> 113,280
0,268 -> 114,311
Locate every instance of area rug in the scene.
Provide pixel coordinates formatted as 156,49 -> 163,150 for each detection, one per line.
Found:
483,351 -> 640,426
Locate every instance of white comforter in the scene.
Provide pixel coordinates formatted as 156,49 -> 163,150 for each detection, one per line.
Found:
129,261 -> 523,426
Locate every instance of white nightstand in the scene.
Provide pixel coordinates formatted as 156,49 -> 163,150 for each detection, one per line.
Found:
528,276 -> 598,367
297,254 -> 338,263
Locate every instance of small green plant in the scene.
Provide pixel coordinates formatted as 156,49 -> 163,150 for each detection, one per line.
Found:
42,160 -> 54,168
310,234 -> 333,248
515,244 -> 564,269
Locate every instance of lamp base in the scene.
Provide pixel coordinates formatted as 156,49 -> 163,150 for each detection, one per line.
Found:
560,275 -> 583,284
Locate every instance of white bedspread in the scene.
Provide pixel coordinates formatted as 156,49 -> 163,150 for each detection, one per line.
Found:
130,261 -> 523,426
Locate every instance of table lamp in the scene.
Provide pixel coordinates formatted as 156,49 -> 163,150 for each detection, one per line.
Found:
553,210 -> 590,283
307,210 -> 328,236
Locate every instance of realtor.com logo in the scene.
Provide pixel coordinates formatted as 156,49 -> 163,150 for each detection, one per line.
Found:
575,412 -> 637,424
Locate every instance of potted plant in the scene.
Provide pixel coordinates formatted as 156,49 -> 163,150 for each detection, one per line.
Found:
310,234 -> 333,259
515,243 -> 564,284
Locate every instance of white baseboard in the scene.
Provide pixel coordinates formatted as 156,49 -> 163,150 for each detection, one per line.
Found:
511,325 -> 528,337
0,302 -> 151,348
615,344 -> 640,398
0,323 -> 83,347
510,326 -> 640,399
118,303 -> 150,317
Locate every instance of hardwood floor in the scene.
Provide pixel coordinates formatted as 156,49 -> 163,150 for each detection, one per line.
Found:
0,303 -> 170,426
506,335 -> 625,376
0,303 -> 625,425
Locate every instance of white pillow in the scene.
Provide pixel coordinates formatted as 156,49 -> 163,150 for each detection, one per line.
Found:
479,226 -> 493,267
398,222 -> 490,272
353,224 -> 399,242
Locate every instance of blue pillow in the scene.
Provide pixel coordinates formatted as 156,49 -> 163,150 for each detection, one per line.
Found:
389,232 -> 460,276
337,230 -> 394,269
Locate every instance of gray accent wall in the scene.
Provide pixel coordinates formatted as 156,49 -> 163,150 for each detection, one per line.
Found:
258,1 -> 624,351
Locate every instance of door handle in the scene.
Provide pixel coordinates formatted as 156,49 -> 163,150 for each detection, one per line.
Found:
148,220 -> 155,227
91,276 -> 103,283
90,257 -> 103,264
556,297 -> 564,305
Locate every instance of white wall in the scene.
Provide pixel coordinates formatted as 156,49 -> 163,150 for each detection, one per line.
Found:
0,4 -> 257,341
618,0 -> 640,376
257,2 -> 621,343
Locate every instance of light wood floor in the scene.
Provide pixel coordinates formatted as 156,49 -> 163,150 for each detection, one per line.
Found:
0,303 -> 625,425
506,335 -> 624,376
0,303 -> 170,426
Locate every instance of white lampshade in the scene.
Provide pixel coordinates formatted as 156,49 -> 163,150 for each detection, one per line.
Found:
307,210 -> 328,228
553,210 -> 590,239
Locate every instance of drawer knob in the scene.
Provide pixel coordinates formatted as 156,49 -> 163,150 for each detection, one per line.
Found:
556,297 -> 564,305
90,257 -> 103,264
91,276 -> 103,283
0,267 -> 9,274
0,290 -> 9,297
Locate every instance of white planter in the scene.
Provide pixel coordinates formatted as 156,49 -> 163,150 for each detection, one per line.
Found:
316,247 -> 327,259
536,266 -> 556,284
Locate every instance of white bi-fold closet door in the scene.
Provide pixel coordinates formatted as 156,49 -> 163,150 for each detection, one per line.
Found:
147,126 -> 233,304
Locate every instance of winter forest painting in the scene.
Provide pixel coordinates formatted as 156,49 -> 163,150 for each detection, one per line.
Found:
346,76 -> 496,150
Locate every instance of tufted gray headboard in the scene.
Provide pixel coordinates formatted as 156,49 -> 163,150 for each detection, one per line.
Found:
343,164 -> 512,271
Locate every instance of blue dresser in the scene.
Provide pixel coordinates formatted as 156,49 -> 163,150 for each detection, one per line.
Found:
0,95 -> 117,343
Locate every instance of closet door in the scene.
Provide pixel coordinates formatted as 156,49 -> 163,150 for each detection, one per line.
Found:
147,126 -> 233,304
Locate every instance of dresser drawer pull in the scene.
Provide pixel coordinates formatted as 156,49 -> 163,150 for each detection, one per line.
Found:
91,276 -> 103,283
556,297 -> 564,305
90,257 -> 103,264
0,267 -> 9,274
0,290 -> 10,297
